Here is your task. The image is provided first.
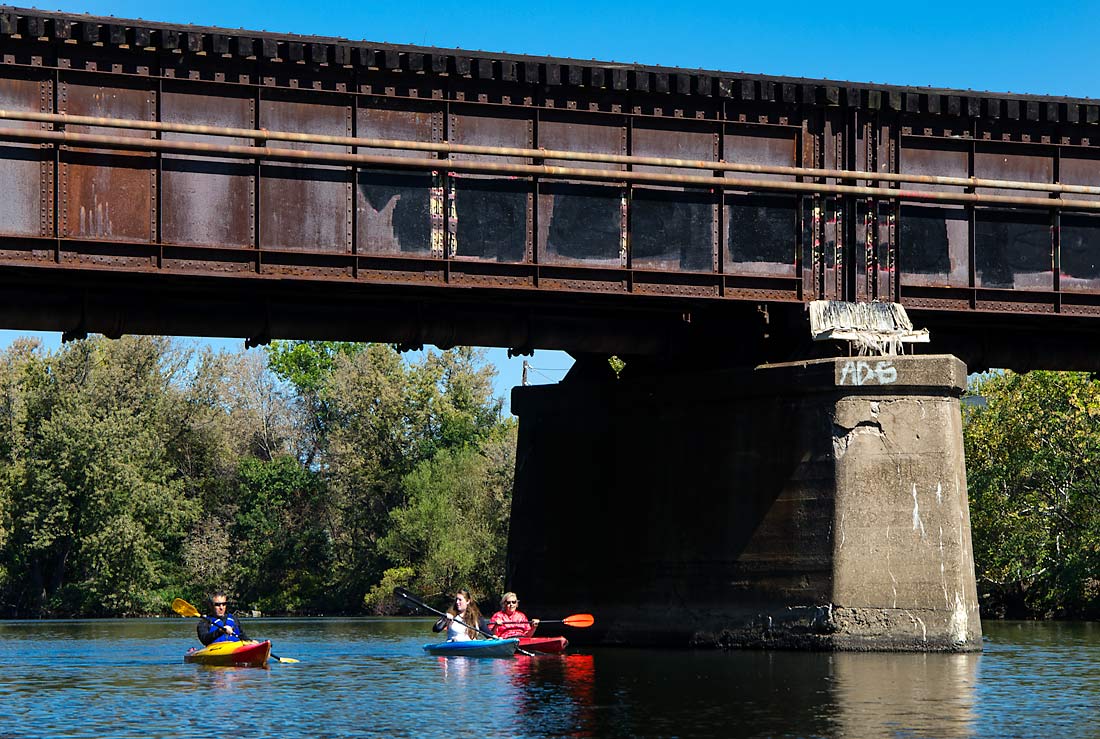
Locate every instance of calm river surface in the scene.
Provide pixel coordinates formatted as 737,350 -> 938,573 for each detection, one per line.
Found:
0,618 -> 1095,738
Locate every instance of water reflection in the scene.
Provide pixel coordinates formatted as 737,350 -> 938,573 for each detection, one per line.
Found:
506,654 -> 598,737
831,651 -> 978,738
0,618 -> 1093,738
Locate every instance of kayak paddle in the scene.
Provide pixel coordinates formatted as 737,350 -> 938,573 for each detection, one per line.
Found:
171,597 -> 299,664
498,614 -> 595,628
392,587 -> 536,657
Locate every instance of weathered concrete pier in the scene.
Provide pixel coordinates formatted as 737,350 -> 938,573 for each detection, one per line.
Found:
508,354 -> 981,651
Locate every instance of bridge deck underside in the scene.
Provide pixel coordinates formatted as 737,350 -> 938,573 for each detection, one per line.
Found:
1,8 -> 1100,368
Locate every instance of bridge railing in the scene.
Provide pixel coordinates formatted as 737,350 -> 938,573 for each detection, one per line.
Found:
1,61 -> 1098,316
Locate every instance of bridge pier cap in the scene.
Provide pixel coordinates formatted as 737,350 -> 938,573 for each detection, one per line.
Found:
508,353 -> 981,652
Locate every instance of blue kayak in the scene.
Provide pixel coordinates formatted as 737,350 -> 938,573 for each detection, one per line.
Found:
423,638 -> 518,658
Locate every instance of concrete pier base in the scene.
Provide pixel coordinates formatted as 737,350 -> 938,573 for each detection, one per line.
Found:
507,354 -> 981,651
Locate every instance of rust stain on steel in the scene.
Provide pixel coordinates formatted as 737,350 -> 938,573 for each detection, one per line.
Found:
449,111 -> 531,263
59,81 -> 155,250
631,125 -> 717,273
897,144 -> 969,289
356,102 -> 437,257
161,88 -> 253,250
0,78 -> 51,247
972,150 -> 1054,293
1059,156 -> 1100,294
537,117 -> 625,268
724,130 -> 799,279
258,96 -> 350,254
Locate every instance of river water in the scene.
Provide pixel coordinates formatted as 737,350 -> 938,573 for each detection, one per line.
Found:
0,618 -> 1094,738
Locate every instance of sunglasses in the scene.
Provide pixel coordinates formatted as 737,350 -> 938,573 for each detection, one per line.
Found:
212,602 -> 228,607
505,600 -> 518,605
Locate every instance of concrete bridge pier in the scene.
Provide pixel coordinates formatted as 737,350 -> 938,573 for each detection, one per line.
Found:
507,354 -> 981,651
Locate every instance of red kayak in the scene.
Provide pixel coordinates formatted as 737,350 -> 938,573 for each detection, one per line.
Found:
184,639 -> 272,667
519,636 -> 569,654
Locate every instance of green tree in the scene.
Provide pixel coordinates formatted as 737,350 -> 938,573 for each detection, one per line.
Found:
965,370 -> 1100,618
0,337 -> 199,615
265,340 -> 365,467
230,455 -> 329,613
377,421 -> 517,604
322,345 -> 508,606
0,334 -> 517,618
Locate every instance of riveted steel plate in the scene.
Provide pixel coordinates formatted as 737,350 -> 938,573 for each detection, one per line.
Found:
899,143 -> 969,288
973,147 -> 1053,291
59,79 -> 155,260
537,117 -> 624,268
259,95 -> 350,254
632,123 -> 717,272
0,75 -> 50,249
450,110 -> 531,263
723,127 -> 798,277
161,85 -> 253,252
356,100 -> 438,257
1057,154 -> 1100,293
449,262 -> 534,288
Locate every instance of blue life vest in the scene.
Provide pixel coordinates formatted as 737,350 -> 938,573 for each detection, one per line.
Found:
207,613 -> 242,643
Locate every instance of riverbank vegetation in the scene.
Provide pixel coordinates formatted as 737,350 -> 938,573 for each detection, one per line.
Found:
0,336 -> 513,617
0,335 -> 1094,620
964,370 -> 1100,620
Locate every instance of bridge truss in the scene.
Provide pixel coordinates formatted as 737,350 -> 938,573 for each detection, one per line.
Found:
1,7 -> 1099,368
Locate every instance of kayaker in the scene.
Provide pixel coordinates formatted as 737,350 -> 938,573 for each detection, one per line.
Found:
197,591 -> 249,646
488,591 -> 539,639
431,588 -> 483,642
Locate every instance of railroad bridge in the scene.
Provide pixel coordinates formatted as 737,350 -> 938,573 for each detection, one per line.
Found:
2,6 -> 1095,649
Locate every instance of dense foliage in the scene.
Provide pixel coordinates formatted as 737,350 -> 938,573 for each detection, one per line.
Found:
964,370 -> 1100,619
1,336 -> 1094,621
0,336 -> 514,617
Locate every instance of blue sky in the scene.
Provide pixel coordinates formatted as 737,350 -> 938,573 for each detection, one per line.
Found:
6,1 -> 1100,400
28,0 -> 1100,98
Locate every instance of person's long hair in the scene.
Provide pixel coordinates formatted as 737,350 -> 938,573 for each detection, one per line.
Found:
446,588 -> 483,640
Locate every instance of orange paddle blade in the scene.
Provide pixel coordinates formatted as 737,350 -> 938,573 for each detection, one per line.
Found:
561,613 -> 595,628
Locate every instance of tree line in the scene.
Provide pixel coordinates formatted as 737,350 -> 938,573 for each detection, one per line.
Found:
0,335 -> 1095,620
964,370 -> 1100,620
0,336 -> 514,617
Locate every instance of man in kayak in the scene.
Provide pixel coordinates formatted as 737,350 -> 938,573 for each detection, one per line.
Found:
197,591 -> 249,646
488,591 -> 539,639
431,588 -> 484,641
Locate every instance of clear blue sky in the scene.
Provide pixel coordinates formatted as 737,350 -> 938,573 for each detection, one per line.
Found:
6,1 -> 1100,399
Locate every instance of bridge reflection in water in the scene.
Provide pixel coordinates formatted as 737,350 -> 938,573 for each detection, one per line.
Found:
487,648 -> 979,738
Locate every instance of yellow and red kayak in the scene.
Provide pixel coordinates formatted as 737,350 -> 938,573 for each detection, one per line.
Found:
184,639 -> 272,667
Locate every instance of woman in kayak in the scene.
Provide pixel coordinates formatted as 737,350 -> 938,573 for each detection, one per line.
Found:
197,591 -> 249,646
432,588 -> 483,642
488,591 -> 539,639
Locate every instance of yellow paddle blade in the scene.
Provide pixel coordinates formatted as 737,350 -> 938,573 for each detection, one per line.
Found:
274,656 -> 300,664
171,598 -> 200,618
562,613 -> 595,628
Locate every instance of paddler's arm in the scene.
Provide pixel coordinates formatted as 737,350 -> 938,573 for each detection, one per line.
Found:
197,617 -> 218,646
432,614 -> 453,633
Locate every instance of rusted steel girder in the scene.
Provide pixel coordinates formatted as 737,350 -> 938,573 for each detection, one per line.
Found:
1,119 -> 1097,212
2,7 -> 1100,371
1,109 -> 1097,197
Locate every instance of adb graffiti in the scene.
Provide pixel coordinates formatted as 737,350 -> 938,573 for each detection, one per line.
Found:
838,360 -> 898,386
